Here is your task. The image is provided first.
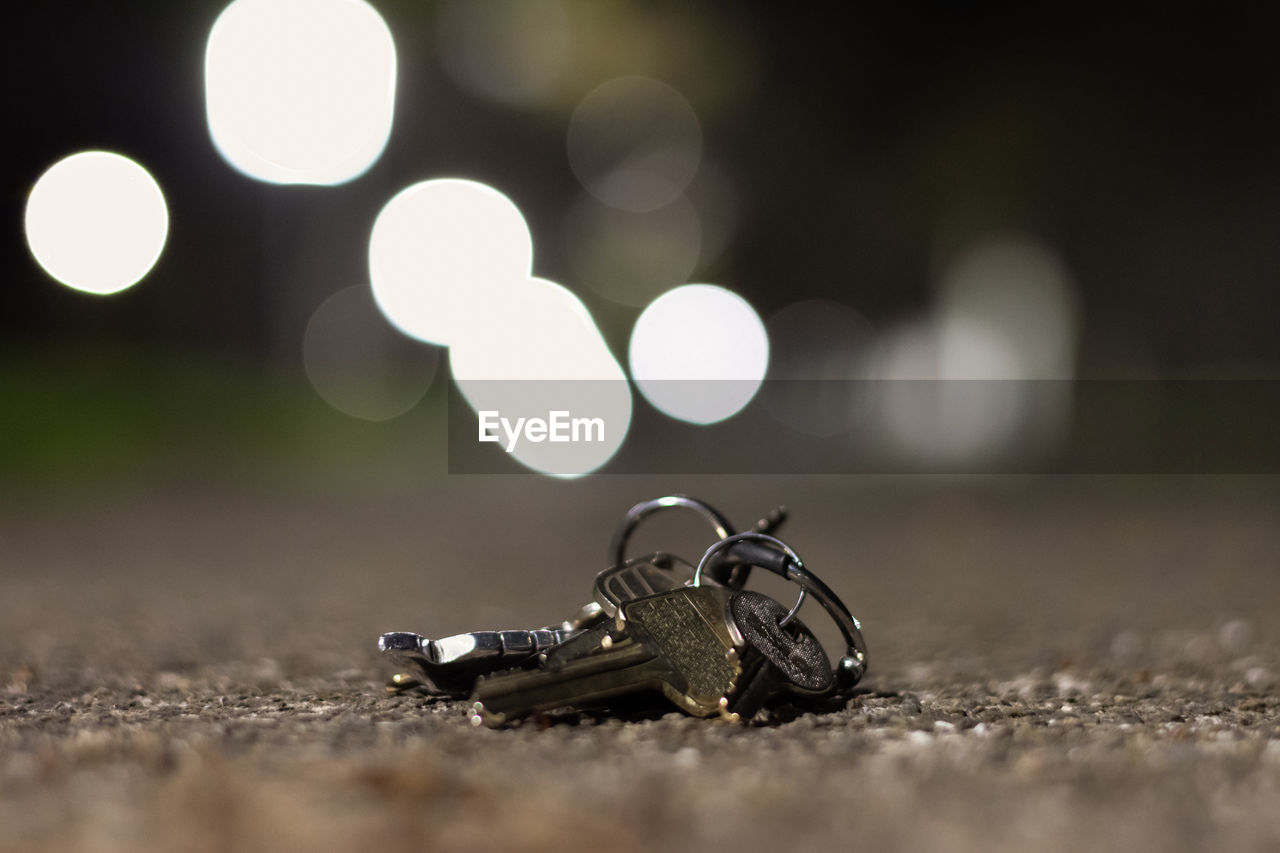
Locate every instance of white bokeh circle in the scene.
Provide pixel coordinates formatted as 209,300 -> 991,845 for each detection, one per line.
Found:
205,0 -> 396,185
629,283 -> 769,424
369,179 -> 533,346
450,278 -> 619,382
368,176 -> 630,477
25,151 -> 168,295
451,278 -> 632,478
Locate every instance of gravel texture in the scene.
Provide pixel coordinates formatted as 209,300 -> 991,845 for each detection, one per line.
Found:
2,476 -> 1278,852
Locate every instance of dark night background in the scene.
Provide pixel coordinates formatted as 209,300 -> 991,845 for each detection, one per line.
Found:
3,1 -> 1280,482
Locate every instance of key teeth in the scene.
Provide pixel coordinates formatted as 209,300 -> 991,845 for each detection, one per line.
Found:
718,647 -> 745,724
470,700 -> 504,728
717,695 -> 741,724
386,672 -> 423,693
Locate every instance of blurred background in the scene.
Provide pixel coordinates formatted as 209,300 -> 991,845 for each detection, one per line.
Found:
5,0 -> 1279,484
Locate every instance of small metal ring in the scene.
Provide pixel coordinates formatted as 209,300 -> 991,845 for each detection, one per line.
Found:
610,495 -> 734,569
692,531 -> 869,690
692,533 -> 807,627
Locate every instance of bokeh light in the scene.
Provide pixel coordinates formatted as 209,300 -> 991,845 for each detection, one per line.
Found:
937,233 -> 1079,379
875,320 -> 1026,462
302,285 -> 442,421
24,151 -> 168,295
449,278 -> 617,382
564,194 -> 701,307
205,0 -> 396,185
451,277 -> 632,478
761,299 -> 879,436
435,0 -> 570,108
629,284 -> 768,424
368,179 -> 533,347
368,177 -> 630,478
874,233 -> 1081,463
566,76 -> 702,212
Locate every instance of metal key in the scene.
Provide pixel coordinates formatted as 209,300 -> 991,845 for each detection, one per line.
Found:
378,549 -> 699,696
592,551 -> 697,617
377,547 -> 694,696
511,501 -> 786,673
379,621 -> 586,695
722,590 -> 834,720
379,497 -> 790,696
470,585 -> 747,727
548,552 -> 715,672
539,589 -> 834,717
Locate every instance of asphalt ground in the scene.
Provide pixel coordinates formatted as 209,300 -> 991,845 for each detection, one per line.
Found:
2,475 -> 1278,852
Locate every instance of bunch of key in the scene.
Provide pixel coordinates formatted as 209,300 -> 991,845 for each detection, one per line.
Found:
378,496 -> 867,727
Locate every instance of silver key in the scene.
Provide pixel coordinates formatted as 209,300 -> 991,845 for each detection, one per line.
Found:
471,585 -> 751,727
541,589 -> 836,718
379,623 -> 583,695
592,551 -> 697,617
550,551 -> 715,671
378,497 -> 791,696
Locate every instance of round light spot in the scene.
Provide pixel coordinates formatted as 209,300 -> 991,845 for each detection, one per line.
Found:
450,278 -> 617,382
937,233 -> 1079,379
564,194 -> 701,308
205,0 -> 396,185
303,285 -> 441,421
367,175 -> 630,477
24,151 -> 168,295
629,284 -> 768,424
369,179 -> 533,346
436,0 -> 569,108
874,320 -> 1027,463
567,76 -> 702,212
866,234 -> 1081,466
451,278 -> 632,478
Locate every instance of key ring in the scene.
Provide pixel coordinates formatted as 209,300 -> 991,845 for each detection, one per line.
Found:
692,533 -> 808,626
609,495 -> 734,569
692,532 -> 868,690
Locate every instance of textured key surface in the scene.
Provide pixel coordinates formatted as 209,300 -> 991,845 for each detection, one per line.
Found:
730,591 -> 833,693
471,586 -> 742,725
621,586 -> 739,705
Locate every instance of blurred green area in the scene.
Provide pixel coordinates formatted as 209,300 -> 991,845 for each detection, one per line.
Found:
0,344 -> 446,491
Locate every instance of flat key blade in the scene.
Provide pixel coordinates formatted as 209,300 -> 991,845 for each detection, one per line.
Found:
471,637 -> 662,726
470,586 -> 742,727
540,619 -> 629,672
